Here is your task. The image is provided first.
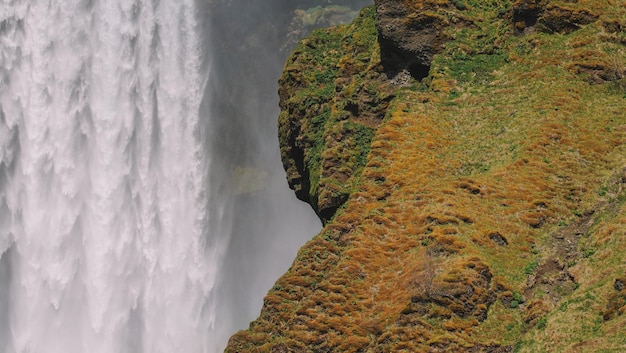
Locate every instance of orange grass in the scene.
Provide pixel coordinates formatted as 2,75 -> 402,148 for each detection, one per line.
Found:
226,1 -> 626,351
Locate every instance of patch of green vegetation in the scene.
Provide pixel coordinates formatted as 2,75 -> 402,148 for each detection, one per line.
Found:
456,53 -> 507,83
524,260 -> 538,275
452,0 -> 467,11
536,317 -> 547,330
344,121 -> 374,169
582,248 -> 595,258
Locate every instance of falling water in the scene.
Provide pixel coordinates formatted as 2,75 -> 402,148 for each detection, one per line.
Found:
0,0 -> 221,352
0,0 -> 372,352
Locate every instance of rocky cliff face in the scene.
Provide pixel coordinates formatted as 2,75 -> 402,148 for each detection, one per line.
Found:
375,0 -> 465,79
227,0 -> 626,352
278,6 -> 395,222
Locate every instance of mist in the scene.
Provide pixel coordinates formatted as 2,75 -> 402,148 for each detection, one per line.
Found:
197,0 -> 372,350
0,1 -> 370,352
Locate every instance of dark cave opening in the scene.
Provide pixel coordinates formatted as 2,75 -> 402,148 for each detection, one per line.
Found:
408,63 -> 430,81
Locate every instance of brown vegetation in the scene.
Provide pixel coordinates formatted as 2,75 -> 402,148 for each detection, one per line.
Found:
227,0 -> 626,352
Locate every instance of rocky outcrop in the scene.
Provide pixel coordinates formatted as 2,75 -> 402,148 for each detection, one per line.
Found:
278,7 -> 395,222
375,0 -> 470,79
226,0 -> 626,351
279,1 -> 475,222
512,0 -> 599,35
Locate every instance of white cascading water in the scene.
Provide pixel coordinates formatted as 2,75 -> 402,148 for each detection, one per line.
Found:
0,1 -> 227,352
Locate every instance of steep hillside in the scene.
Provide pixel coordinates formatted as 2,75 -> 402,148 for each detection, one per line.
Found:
226,0 -> 626,352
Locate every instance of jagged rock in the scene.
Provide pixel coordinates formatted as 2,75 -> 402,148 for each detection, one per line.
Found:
278,7 -> 394,223
538,4 -> 598,34
512,0 -> 598,35
489,232 -> 509,246
616,278 -> 625,292
512,0 -> 549,34
374,0 -> 461,80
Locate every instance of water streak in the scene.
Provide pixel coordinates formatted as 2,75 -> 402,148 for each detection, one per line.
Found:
0,1 -> 222,352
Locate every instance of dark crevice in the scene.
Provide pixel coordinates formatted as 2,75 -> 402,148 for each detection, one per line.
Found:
345,101 -> 360,116
376,28 -> 434,82
288,139 -> 311,206
514,9 -> 540,29
512,0 -> 545,36
408,63 -> 430,81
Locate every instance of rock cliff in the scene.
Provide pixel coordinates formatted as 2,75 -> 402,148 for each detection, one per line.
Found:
227,0 -> 626,351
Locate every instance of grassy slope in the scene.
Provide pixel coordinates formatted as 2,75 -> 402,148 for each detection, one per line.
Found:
227,1 -> 626,352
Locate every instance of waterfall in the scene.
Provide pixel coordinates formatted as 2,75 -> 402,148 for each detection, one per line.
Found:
0,1 -> 222,352
0,0 -> 373,351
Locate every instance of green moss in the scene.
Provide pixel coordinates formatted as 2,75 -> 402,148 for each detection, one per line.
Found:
446,53 -> 508,83
524,260 -> 538,275
343,121 -> 374,169
279,6 -> 388,220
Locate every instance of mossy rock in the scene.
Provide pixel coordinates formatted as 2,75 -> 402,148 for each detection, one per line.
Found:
227,0 -> 626,351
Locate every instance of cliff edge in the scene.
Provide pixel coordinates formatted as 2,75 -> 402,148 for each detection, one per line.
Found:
227,0 -> 626,351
